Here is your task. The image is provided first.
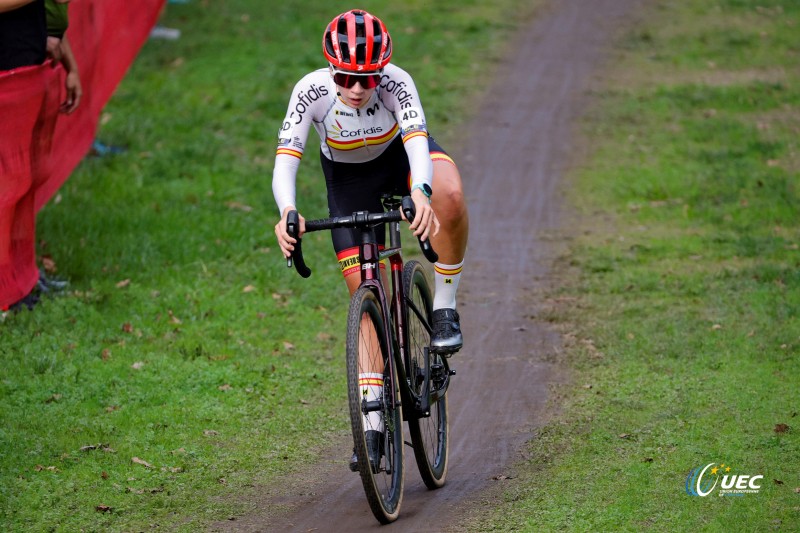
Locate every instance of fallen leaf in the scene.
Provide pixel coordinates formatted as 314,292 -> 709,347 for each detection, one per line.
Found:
711,324 -> 722,330
101,349 -> 111,360
116,279 -> 131,289
283,341 -> 295,351
774,423 -> 789,433
168,310 -> 182,324
242,285 -> 256,293
95,504 -> 112,513
491,474 -> 513,480
795,487 -> 800,493
131,457 -> 154,469
774,479 -> 784,485
316,332 -> 332,342
101,471 -> 109,479
203,429 -> 219,436
122,323 -> 133,333
105,405 -> 119,412
218,477 -> 227,484
161,466 -> 183,473
45,394 -> 62,403
131,361 -> 145,370
225,201 -> 253,212
299,399 -> 309,405
643,457 -> 654,463
619,433 -> 632,439
218,384 -> 232,391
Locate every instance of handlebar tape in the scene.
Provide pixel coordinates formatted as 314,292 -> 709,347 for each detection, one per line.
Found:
401,197 -> 439,264
286,210 -> 312,278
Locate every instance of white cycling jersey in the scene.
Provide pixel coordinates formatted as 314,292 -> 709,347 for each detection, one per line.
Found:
272,63 -> 433,214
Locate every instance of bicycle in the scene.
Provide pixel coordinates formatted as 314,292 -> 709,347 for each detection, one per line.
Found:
285,195 -> 456,524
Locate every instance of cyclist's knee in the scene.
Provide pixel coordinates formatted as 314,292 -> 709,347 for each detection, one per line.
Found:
433,186 -> 467,226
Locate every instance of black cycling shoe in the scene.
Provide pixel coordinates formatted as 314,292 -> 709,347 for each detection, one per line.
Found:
430,308 -> 463,355
349,430 -> 384,473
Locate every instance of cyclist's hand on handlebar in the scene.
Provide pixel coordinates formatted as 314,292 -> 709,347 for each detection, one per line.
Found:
275,206 -> 305,259
405,188 -> 440,242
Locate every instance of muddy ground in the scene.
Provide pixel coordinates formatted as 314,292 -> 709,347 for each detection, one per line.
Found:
213,0 -> 649,530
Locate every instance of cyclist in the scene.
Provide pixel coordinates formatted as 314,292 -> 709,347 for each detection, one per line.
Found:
272,9 -> 468,470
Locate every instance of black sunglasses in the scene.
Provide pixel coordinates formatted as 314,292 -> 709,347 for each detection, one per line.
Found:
332,71 -> 382,89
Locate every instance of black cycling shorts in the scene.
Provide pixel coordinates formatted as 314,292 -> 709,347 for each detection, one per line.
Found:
320,134 -> 452,266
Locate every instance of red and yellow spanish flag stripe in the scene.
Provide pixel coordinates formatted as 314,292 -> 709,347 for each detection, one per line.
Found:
276,147 -> 303,159
326,123 -> 399,151
401,130 -> 428,143
431,151 -> 456,167
337,246 -> 387,277
358,377 -> 384,387
434,264 -> 463,276
337,247 -> 361,277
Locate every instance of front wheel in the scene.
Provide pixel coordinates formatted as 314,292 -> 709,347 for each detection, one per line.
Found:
403,261 -> 449,489
346,286 -> 404,523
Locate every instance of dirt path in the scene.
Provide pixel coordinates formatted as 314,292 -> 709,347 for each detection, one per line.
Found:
215,1 -> 646,531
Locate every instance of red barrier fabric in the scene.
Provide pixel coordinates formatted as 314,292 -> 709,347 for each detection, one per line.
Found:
0,0 -> 166,309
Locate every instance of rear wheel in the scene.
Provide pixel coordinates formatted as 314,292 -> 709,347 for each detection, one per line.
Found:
346,286 -> 404,523
403,261 -> 449,489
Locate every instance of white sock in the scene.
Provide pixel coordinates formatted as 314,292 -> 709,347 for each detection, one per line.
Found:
358,373 -> 384,433
433,260 -> 463,311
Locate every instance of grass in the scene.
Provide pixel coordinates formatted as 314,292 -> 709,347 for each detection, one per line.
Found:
469,0 -> 800,531
0,0 -> 542,530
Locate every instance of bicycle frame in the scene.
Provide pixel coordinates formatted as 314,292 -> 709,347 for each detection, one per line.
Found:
286,195 -> 449,419
352,208 -> 416,422
356,198 -> 447,420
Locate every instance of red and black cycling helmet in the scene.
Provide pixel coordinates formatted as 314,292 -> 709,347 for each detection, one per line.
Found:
323,9 -> 392,72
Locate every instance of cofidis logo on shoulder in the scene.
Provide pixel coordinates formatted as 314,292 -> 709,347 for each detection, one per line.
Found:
685,462 -> 763,497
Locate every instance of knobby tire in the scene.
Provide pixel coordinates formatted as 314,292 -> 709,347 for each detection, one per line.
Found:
346,286 -> 404,523
403,261 -> 449,489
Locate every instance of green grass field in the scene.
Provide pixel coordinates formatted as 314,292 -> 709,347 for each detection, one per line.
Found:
470,0 -> 800,531
4,0 -> 798,531
0,1 -> 538,530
